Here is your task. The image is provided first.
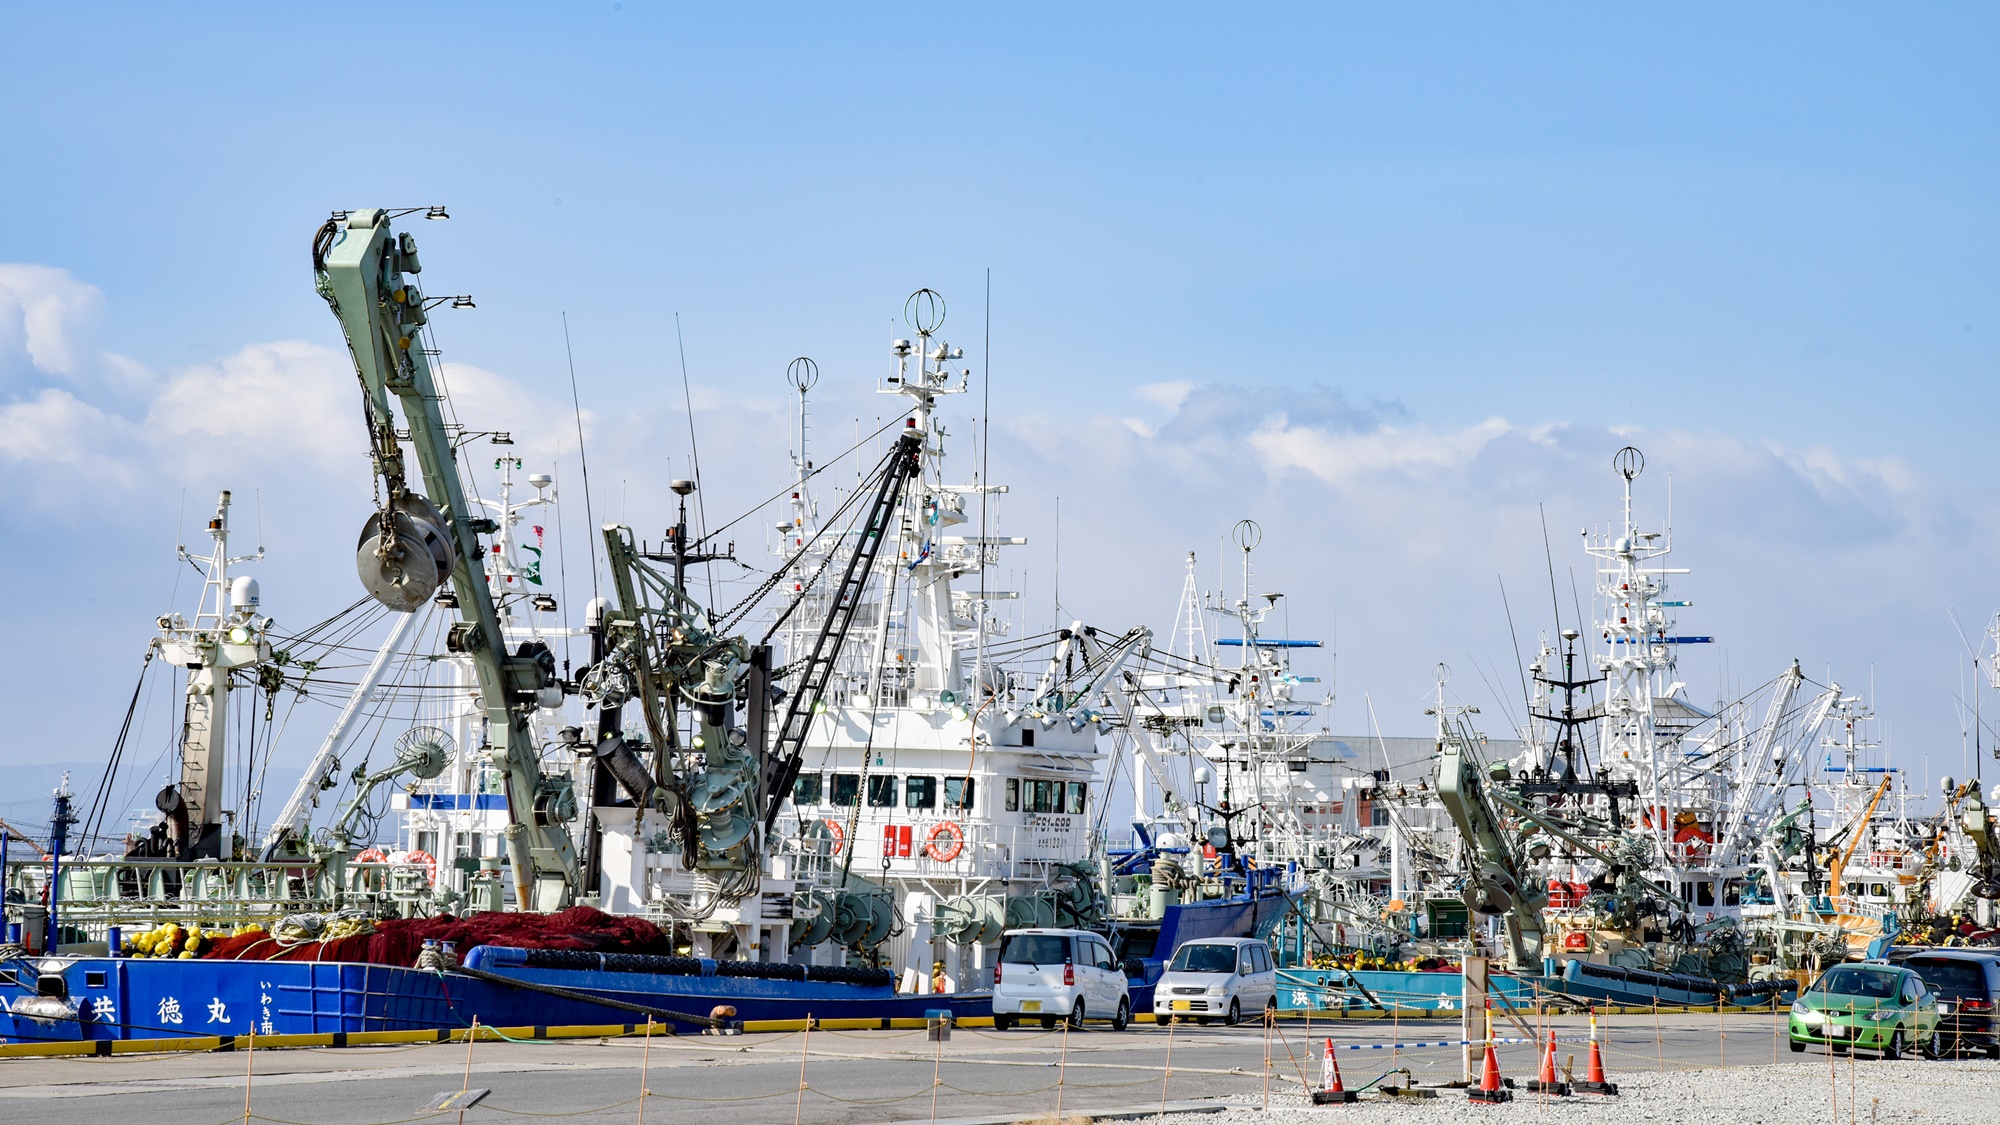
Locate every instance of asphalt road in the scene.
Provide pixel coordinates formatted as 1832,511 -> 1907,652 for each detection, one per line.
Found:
0,1011 -> 1898,1125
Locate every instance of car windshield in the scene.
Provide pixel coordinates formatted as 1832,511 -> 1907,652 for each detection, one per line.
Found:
1910,958 -> 1986,996
1810,967 -> 1900,1000
1169,944 -> 1237,974
1001,934 -> 1069,965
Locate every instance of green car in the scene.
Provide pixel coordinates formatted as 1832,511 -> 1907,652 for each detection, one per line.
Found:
1788,963 -> 1939,1059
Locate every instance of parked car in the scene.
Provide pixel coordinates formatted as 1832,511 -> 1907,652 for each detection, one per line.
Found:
1905,950 -> 2000,1059
1788,962 -> 1939,1059
1152,937 -> 1278,1026
991,928 -> 1130,1030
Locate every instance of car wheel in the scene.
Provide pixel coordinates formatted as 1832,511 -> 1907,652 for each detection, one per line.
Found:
993,1014 -> 1014,1031
1225,998 -> 1241,1027
1921,1031 -> 1942,1060
1067,999 -> 1085,1030
1111,998 -> 1130,1032
1882,1029 -> 1904,1061
1264,997 -> 1277,1024
1789,1039 -> 1806,1054
1831,1043 -> 1850,1056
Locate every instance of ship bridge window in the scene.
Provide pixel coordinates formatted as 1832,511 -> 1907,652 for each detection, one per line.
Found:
1026,779 -> 1059,813
1869,883 -> 1889,899
944,776 -> 976,810
867,775 -> 898,808
831,774 -> 861,807
1005,778 -> 1020,812
1066,781 -> 1088,814
1723,878 -> 1742,907
1693,881 -> 1715,907
1020,728 -> 1035,748
793,773 -> 823,806
906,776 -> 937,809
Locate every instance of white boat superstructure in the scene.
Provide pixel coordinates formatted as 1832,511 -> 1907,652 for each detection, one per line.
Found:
757,294 -> 1114,988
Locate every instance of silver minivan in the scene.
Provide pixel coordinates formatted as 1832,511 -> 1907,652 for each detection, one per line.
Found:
991,928 -> 1131,1030
1152,937 -> 1277,1025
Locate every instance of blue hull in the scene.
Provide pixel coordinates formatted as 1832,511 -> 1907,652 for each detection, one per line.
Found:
0,949 -> 991,1044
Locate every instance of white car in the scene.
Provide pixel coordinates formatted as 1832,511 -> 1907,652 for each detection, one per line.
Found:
991,927 -> 1131,1030
1152,937 -> 1278,1026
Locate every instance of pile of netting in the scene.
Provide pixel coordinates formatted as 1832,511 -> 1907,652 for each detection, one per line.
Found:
197,907 -> 676,967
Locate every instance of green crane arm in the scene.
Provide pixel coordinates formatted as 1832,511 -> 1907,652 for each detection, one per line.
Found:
1435,732 -> 1547,969
315,208 -> 577,911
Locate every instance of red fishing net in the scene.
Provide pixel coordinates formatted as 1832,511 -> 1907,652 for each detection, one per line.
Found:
201,907 -> 674,967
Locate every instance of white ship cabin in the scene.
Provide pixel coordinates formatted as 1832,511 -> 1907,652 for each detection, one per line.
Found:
784,702 -> 1102,882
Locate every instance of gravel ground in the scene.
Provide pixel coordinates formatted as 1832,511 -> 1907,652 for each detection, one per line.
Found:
1169,1057 -> 1997,1125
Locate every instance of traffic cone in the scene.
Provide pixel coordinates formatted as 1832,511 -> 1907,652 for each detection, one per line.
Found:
1467,1041 -> 1511,1104
1311,1037 -> 1360,1104
1575,1008 -> 1619,1096
1467,998 -> 1512,1104
1526,1030 -> 1571,1095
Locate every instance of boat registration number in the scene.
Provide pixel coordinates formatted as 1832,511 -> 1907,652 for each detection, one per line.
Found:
1021,1001 -> 1041,1013
1171,1000 -> 1191,1011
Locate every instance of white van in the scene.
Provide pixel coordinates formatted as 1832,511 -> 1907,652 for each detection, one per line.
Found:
1152,937 -> 1278,1025
991,928 -> 1131,1030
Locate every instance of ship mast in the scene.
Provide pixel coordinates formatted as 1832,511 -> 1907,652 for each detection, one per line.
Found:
155,490 -> 273,859
1584,448 -> 1691,880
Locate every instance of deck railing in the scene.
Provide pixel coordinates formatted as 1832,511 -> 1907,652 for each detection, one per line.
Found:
3,856 -> 434,940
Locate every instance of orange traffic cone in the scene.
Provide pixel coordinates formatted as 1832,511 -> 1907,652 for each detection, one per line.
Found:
1467,1041 -> 1512,1104
1312,1037 -> 1360,1104
1575,1008 -> 1619,1096
1467,998 -> 1512,1105
1526,1030 -> 1571,1095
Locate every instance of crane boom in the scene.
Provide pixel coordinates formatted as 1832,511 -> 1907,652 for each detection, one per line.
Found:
1435,727 -> 1548,969
315,208 -> 577,910
761,430 -> 923,829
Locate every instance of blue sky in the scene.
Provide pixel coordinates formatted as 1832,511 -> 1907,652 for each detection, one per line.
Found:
3,4 -> 1998,827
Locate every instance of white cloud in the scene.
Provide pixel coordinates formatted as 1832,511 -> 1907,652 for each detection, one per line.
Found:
0,259 -> 1983,799
0,265 -> 154,398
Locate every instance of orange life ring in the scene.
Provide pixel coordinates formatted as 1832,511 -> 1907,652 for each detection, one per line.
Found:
355,847 -> 387,864
924,821 -> 964,862
821,818 -> 846,856
403,849 -> 437,886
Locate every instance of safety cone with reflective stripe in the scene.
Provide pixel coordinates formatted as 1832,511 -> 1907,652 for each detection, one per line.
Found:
1467,1002 -> 1512,1104
1526,1030 -> 1571,1095
1575,1008 -> 1619,1096
1311,1037 -> 1359,1104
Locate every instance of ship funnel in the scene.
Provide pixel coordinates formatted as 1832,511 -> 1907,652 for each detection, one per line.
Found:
356,493 -> 456,612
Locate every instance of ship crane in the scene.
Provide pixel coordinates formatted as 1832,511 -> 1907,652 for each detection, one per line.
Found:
760,429 -> 924,829
1433,705 -> 1549,970
315,207 -> 576,911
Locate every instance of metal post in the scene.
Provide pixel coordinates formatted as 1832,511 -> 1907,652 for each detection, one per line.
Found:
1462,956 -> 1488,1082
46,785 -> 74,954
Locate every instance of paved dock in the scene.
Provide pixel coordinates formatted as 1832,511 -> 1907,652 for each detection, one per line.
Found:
0,1012 -> 1989,1124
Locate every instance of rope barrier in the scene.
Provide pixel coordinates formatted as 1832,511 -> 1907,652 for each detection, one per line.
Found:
31,1003 -> 1983,1125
